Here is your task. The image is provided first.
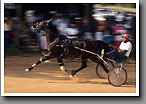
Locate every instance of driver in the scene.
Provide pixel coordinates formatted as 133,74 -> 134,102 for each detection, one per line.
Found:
105,34 -> 132,63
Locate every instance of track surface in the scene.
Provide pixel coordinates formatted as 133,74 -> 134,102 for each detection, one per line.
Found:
4,54 -> 136,93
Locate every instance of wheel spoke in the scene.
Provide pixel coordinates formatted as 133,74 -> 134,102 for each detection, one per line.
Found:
108,67 -> 127,87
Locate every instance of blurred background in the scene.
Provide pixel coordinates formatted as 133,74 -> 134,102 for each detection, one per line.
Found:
4,3 -> 136,59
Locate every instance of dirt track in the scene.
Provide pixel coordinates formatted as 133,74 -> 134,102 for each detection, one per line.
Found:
4,52 -> 136,93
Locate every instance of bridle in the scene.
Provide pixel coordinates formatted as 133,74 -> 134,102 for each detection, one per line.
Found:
34,18 -> 53,32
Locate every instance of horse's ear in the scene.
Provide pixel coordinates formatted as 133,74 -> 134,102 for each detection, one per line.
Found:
46,18 -> 53,23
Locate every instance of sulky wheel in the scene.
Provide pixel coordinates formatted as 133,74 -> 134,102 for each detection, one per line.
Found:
96,63 -> 108,79
96,61 -> 114,79
108,67 -> 127,87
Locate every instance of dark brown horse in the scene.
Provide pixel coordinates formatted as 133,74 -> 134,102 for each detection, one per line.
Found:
25,19 -> 113,77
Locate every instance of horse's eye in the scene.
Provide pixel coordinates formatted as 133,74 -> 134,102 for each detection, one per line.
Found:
33,24 -> 36,28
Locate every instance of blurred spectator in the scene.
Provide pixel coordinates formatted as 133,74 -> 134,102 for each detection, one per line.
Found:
82,17 -> 93,39
90,16 -> 99,34
39,30 -> 48,54
99,21 -> 108,29
25,10 -> 38,42
25,10 -> 37,28
113,23 -> 128,34
105,16 -> 116,35
94,26 -> 104,41
112,22 -> 128,47
82,16 -> 98,40
103,28 -> 114,44
18,29 -> 31,49
115,12 -> 125,22
4,18 -> 13,47
53,15 -> 70,35
73,16 -> 85,39
64,23 -> 79,39
83,32 -> 93,40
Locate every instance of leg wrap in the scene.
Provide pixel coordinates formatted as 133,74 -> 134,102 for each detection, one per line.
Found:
60,66 -> 67,72
57,58 -> 67,72
58,63 -> 64,66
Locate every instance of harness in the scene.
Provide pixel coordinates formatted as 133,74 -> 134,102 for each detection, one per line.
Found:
59,36 -> 71,58
49,35 -> 71,58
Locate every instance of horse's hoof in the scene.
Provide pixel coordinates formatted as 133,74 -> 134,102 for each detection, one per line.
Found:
69,70 -> 76,78
25,68 -> 31,72
69,75 -> 73,78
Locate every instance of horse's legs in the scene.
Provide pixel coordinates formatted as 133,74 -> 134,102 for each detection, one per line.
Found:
57,58 -> 68,73
25,56 -> 53,72
69,59 -> 87,78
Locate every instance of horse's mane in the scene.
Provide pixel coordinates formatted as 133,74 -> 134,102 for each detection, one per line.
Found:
47,21 -> 59,35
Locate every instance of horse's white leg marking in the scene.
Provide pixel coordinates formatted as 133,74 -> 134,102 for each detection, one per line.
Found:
32,63 -> 36,67
60,66 -> 66,72
25,68 -> 30,72
25,58 -> 44,72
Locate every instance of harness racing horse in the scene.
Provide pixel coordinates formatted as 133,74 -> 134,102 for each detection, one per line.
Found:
25,19 -> 113,78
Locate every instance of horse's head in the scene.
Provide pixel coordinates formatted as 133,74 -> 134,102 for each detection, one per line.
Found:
32,19 -> 58,34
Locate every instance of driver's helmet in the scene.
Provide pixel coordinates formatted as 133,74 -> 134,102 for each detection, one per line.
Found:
122,34 -> 131,40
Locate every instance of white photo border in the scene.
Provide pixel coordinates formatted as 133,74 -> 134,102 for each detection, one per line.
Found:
1,0 -> 139,96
